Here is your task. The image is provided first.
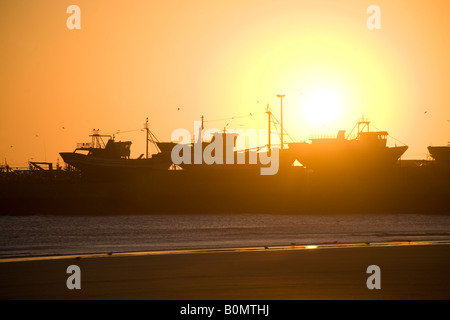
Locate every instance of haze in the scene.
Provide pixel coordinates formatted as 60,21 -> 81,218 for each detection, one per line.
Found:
1,0 -> 449,166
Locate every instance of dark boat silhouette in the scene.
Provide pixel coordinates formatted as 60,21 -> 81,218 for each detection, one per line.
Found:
428,143 -> 450,165
156,113 -> 296,174
287,117 -> 408,171
59,124 -> 174,179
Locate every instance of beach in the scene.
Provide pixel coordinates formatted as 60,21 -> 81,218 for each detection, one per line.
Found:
1,242 -> 449,300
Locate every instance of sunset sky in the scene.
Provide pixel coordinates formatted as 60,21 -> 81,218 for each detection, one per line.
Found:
1,0 -> 449,166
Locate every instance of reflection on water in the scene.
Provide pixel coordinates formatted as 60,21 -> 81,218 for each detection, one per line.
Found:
1,213 -> 449,258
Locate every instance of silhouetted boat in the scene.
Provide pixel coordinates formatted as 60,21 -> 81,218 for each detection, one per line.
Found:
287,117 -> 408,171
168,131 -> 279,174
160,114 -> 296,174
59,123 -> 174,179
428,143 -> 450,165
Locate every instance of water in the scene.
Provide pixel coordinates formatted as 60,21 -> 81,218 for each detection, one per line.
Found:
1,214 -> 450,259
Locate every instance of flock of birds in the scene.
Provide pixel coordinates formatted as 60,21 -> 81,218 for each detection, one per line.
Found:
4,108 -> 448,152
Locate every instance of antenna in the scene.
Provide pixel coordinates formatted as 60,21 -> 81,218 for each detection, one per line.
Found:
145,117 -> 149,159
266,104 -> 272,156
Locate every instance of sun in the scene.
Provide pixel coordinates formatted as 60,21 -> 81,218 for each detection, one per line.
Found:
302,89 -> 341,125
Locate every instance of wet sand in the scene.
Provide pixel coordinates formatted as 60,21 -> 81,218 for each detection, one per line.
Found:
0,243 -> 449,300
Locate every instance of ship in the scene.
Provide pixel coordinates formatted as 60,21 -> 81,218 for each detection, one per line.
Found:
287,117 -> 408,171
156,114 -> 296,174
428,143 -> 450,165
59,118 -> 284,179
59,119 -> 174,179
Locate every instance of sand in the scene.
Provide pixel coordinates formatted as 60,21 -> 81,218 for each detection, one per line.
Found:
0,243 -> 449,300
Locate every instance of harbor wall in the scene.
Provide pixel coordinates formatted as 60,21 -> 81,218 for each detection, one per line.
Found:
0,165 -> 448,216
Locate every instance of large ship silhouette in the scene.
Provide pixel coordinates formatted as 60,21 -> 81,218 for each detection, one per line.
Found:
287,117 -> 408,170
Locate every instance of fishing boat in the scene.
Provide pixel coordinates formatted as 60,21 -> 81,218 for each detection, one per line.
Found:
59,119 -> 174,179
287,117 -> 408,171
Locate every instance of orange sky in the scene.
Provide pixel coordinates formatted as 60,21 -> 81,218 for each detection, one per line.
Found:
1,0 -> 449,166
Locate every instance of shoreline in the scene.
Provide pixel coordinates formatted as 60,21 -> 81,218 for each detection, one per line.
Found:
1,239 -> 449,263
1,241 -> 449,300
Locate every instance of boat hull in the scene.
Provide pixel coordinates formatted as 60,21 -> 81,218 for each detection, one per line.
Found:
428,146 -> 450,165
288,142 -> 408,171
59,152 -> 173,179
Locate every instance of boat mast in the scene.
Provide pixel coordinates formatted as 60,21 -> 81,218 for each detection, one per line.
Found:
201,115 -> 205,144
144,117 -> 162,156
266,104 -> 271,156
357,114 -> 370,139
145,117 -> 149,159
277,94 -> 285,150
90,129 -> 107,149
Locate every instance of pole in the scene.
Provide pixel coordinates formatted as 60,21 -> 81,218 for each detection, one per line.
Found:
145,117 -> 149,159
266,104 -> 271,156
277,94 -> 285,150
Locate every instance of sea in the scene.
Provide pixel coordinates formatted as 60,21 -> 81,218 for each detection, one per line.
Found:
1,213 -> 450,259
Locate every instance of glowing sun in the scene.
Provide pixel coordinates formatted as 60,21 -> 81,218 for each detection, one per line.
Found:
302,89 -> 341,125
